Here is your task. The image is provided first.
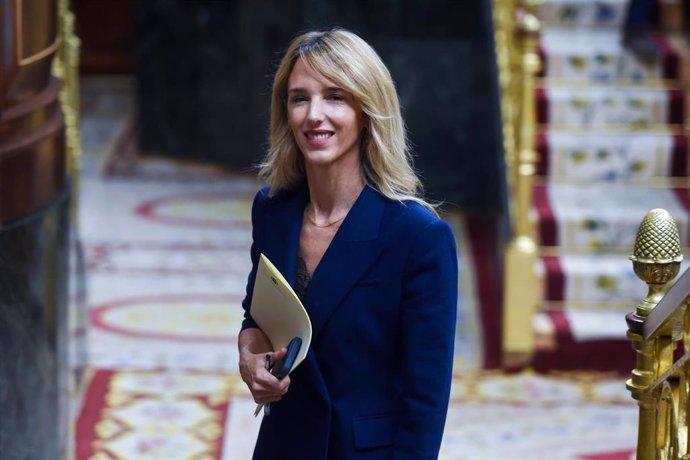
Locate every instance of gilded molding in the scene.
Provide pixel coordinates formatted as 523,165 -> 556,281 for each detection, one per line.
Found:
53,0 -> 82,198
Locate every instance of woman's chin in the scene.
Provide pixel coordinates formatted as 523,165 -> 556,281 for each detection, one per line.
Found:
304,157 -> 332,167
301,149 -> 361,170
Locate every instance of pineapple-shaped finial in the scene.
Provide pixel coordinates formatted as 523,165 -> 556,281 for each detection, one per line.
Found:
630,209 -> 682,285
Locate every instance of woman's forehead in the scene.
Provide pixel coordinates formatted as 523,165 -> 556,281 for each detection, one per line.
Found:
288,58 -> 340,89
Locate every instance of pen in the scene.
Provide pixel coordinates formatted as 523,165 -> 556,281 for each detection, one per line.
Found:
253,354 -> 272,417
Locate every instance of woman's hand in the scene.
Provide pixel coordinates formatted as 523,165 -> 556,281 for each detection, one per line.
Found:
238,329 -> 292,404
239,347 -> 291,404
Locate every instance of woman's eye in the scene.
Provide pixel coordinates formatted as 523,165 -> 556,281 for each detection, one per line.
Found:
328,94 -> 344,101
290,96 -> 307,104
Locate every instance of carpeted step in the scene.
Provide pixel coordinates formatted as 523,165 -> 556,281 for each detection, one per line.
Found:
541,253 -> 690,317
539,29 -> 679,82
533,309 -> 635,374
535,254 -> 690,373
537,255 -> 656,374
537,84 -> 685,127
541,253 -> 647,306
536,130 -> 688,180
536,255 -> 640,374
537,0 -> 630,29
534,182 -> 690,248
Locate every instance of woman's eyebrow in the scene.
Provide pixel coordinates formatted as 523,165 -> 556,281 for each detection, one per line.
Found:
287,86 -> 344,93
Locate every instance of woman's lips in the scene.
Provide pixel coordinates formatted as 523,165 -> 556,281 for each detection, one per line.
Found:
304,130 -> 334,146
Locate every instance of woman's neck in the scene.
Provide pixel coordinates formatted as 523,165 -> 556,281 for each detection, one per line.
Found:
305,165 -> 365,220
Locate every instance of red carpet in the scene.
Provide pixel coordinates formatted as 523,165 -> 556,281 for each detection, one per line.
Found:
76,369 -> 233,459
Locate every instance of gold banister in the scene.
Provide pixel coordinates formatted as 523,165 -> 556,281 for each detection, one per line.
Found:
495,0 -> 543,365
627,208 -> 689,459
52,0 -> 81,218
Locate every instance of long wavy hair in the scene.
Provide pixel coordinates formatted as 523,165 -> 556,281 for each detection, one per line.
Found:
258,29 -> 435,213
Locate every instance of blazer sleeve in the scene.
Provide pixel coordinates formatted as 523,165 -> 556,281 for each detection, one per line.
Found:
240,188 -> 268,332
393,218 -> 458,458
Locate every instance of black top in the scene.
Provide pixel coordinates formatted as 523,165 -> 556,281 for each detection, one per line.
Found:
295,256 -> 312,301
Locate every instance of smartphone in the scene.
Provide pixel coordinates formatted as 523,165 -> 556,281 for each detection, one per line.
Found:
270,336 -> 302,380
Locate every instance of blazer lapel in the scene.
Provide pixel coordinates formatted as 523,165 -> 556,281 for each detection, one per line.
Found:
262,185 -> 308,286
304,185 -> 387,343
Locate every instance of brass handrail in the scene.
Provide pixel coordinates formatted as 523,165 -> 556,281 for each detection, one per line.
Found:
627,208 -> 689,460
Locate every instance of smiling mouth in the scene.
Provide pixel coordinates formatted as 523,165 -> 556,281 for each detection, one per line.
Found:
305,131 -> 334,141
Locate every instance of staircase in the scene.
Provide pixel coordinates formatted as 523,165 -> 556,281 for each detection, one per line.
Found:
528,0 -> 689,373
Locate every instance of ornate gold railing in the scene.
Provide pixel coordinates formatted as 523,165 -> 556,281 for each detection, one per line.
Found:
493,0 -> 542,364
627,208 -> 690,459
53,0 -> 81,216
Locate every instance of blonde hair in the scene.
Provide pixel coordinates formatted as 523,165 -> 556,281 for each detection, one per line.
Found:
258,29 -> 436,213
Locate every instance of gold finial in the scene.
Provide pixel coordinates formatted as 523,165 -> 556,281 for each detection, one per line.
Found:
631,209 -> 683,264
630,208 -> 682,286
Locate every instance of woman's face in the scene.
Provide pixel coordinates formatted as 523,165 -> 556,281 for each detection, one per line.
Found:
287,58 -> 366,171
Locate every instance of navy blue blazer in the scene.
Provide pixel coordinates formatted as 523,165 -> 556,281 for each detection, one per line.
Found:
241,183 -> 458,459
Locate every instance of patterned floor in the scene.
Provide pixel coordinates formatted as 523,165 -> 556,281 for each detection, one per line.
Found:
72,76 -> 638,459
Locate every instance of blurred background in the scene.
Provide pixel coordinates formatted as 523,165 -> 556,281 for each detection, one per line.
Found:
5,0 -> 690,458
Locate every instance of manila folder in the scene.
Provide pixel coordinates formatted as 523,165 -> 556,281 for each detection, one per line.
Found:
250,254 -> 312,371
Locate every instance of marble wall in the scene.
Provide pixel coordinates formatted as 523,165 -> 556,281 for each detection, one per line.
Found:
0,190 -> 71,459
136,0 -> 505,211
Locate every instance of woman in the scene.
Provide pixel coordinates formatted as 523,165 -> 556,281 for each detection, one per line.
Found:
238,29 -> 458,459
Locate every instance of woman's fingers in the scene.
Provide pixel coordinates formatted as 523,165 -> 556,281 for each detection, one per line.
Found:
239,348 -> 291,404
268,347 -> 288,365
250,376 -> 290,404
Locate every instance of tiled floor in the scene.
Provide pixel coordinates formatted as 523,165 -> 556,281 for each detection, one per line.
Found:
72,77 -> 638,459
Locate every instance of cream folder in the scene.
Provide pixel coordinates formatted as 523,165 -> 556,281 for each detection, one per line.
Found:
250,254 -> 312,371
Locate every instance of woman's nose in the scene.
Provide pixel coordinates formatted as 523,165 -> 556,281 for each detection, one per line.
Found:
307,100 -> 324,123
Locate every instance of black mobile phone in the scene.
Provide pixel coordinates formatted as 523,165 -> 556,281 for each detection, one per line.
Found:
271,336 -> 302,380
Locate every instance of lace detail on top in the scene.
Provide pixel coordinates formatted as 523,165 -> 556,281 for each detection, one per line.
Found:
295,256 -> 312,301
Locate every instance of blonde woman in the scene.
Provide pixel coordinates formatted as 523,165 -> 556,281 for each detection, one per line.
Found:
238,29 -> 457,459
